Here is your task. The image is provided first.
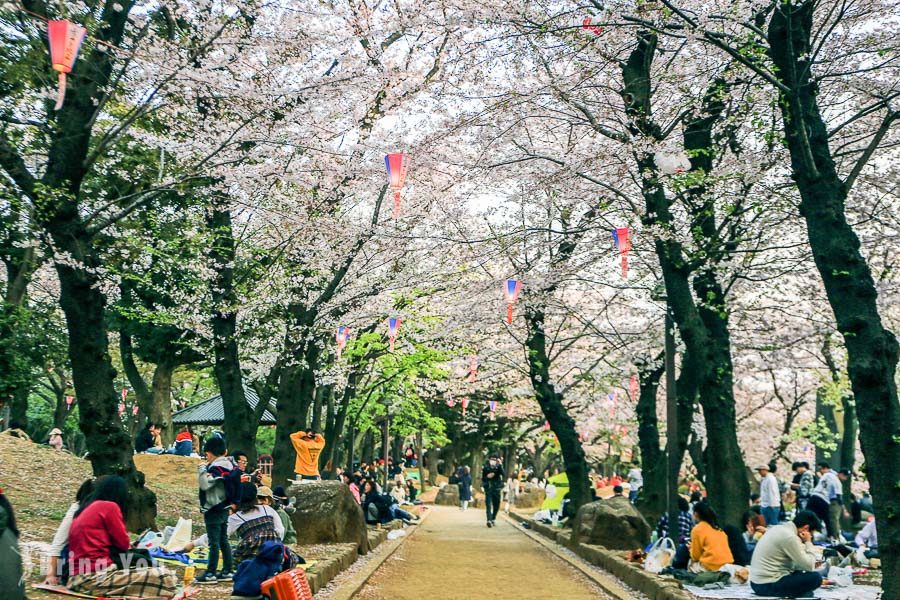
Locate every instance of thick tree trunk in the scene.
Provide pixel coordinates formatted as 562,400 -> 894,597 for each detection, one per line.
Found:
207,207 -> 256,462
524,305 -> 592,513
635,359 -> 666,519
9,385 -> 29,431
119,333 -> 153,420
55,265 -> 156,530
272,345 -> 319,486
150,362 -> 176,446
768,6 -> 900,592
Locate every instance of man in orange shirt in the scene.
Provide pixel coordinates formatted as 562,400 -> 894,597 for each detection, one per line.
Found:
290,430 -> 325,483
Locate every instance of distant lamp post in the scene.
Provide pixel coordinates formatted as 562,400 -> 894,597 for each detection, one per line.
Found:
651,283 -> 679,535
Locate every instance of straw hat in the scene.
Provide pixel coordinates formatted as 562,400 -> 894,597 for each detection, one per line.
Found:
256,486 -> 275,499
49,428 -> 63,436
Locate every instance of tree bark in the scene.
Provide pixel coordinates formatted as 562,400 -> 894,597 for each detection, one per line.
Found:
150,362 -> 176,446
524,305 -> 592,513
767,6 -> 899,590
207,206 -> 257,462
635,358 -> 666,518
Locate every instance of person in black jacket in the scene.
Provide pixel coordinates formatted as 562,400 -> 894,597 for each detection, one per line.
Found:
482,454 -> 505,527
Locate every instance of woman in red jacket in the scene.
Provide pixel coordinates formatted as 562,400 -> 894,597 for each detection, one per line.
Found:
67,475 -> 177,597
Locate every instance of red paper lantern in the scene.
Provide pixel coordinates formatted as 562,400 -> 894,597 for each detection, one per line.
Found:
468,356 -> 478,383
504,279 -> 522,324
630,375 -> 638,400
47,20 -> 88,111
386,318 -> 401,352
612,228 -> 631,279
65,395 -> 74,409
336,326 -> 350,359
461,396 -> 470,415
118,402 -> 125,417
384,153 -> 410,219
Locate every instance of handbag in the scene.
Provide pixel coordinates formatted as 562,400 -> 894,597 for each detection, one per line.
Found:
643,537 -> 676,574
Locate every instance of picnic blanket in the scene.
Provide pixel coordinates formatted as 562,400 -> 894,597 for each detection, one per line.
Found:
31,583 -> 199,600
148,546 -> 209,566
684,582 -> 881,600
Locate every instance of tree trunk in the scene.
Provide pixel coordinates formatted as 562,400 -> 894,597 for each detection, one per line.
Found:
768,6 -> 899,591
635,359 -> 666,519
9,385 -> 29,431
839,394 -> 857,500
119,332 -> 153,421
207,206 -> 256,462
524,305 -> 592,513
150,362 -> 176,446
55,264 -> 156,530
272,345 -> 318,486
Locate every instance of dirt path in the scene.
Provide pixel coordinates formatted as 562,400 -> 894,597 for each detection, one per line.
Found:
354,506 -> 613,600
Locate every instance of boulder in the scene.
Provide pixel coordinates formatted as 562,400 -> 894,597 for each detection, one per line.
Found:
287,481 -> 368,554
515,483 -> 546,508
572,496 -> 651,550
434,483 -> 460,506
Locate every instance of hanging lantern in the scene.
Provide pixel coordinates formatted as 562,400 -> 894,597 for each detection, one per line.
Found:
118,402 -> 125,417
384,153 -> 410,219
47,20 -> 88,111
630,375 -> 639,400
468,356 -> 478,383
654,150 -> 691,175
65,395 -> 74,410
581,16 -> 604,36
461,396 -> 470,415
386,318 -> 401,352
503,279 -> 522,324
543,420 -> 551,431
612,228 -> 631,279
132,404 -> 139,416
488,400 -> 497,413
446,396 -> 456,408
336,326 -> 351,359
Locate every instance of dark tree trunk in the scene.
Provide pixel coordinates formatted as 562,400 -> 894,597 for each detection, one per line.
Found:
767,6 -> 900,591
272,334 -> 319,486
322,372 -> 356,471
635,358 -> 666,518
839,394 -> 857,500
622,31 -> 749,527
524,305 -> 592,513
207,206 -> 256,462
150,362 -> 176,446
9,385 -> 29,431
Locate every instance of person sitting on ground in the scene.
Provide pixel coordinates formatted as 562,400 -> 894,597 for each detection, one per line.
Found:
723,524 -> 752,567
406,478 -> 419,504
0,488 -> 25,600
690,490 -> 704,511
181,482 -> 285,568
258,486 -> 296,545
688,501 -> 734,573
748,493 -> 762,515
391,475 -> 410,505
67,475 -> 177,597
610,485 -> 625,499
134,422 -> 164,454
48,428 -> 64,451
341,472 -> 361,504
169,426 -> 193,456
743,512 -> 768,550
749,510 -> 823,598
854,518 -> 878,558
656,496 -> 694,546
43,478 -> 95,586
360,480 -> 418,525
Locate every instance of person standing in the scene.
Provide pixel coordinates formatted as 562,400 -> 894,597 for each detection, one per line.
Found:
504,476 -> 518,514
289,430 -> 325,483
457,466 -> 472,511
757,464 -> 781,526
627,465 -> 642,504
790,462 -> 815,511
482,454 -> 505,527
195,436 -> 240,583
807,462 -> 842,541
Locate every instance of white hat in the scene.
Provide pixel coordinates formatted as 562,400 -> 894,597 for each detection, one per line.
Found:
49,428 -> 63,436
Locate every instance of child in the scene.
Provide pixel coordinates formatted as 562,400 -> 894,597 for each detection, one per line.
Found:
195,436 -> 241,584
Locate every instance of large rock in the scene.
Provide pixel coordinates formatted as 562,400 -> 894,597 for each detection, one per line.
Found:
287,481 -> 368,554
515,483 -> 546,509
434,483 -> 460,506
572,496 -> 651,550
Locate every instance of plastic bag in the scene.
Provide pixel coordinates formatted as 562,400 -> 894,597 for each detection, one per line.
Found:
854,546 -> 870,567
162,518 -> 192,551
135,531 -> 162,550
826,565 -> 853,587
644,537 -> 676,574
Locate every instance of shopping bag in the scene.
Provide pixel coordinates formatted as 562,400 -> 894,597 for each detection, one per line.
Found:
162,517 -> 192,551
644,537 -> 676,574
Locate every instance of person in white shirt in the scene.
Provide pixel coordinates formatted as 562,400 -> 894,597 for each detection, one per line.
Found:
750,510 -> 823,598
42,479 -> 94,585
627,466 -> 643,504
756,464 -> 781,526
807,462 -> 842,540
855,519 -> 878,558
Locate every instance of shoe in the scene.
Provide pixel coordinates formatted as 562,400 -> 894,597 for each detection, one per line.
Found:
216,571 -> 234,582
194,571 -> 218,584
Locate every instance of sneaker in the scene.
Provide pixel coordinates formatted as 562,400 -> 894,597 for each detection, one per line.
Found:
216,571 -> 234,582
194,571 -> 218,584
487,521 -> 493,528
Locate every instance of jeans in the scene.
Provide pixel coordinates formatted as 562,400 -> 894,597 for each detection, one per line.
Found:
204,508 -> 232,574
751,571 -> 822,598
761,506 -> 780,526
807,496 -> 831,537
485,487 -> 501,522
629,489 -> 639,504
388,505 -> 413,521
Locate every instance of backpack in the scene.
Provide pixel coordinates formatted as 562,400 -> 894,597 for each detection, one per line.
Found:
232,541 -> 285,597
202,463 -> 243,510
